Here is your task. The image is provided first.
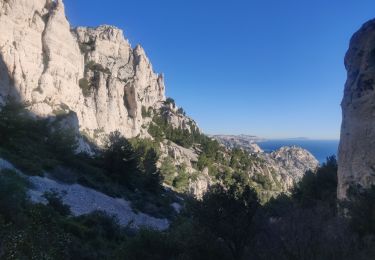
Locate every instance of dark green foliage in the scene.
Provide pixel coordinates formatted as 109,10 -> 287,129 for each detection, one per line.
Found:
160,159 -> 189,192
43,190 -> 71,217
103,131 -> 141,188
0,170 -> 29,223
160,157 -> 176,186
118,229 -> 179,260
148,122 -> 164,142
0,155 -> 375,259
191,183 -> 260,259
173,165 -> 190,192
292,156 -> 338,207
345,185 -> 375,237
141,106 -> 152,118
79,78 -> 91,97
141,148 -> 163,194
0,172 -> 72,259
63,211 -> 127,259
102,131 -> 162,194
0,103 -> 77,175
149,114 -> 202,148
177,107 -> 186,115
86,60 -> 111,74
165,97 -> 175,106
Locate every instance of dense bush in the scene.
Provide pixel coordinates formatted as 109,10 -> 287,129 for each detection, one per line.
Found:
103,131 -> 141,188
345,184 -> 375,237
165,97 -> 175,106
148,114 -> 202,148
0,103 -> 77,175
141,106 -> 153,118
292,155 -> 338,207
79,78 -> 91,97
191,183 -> 260,259
103,131 -> 163,194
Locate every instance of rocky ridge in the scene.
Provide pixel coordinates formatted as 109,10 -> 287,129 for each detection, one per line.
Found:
213,135 -> 319,192
212,134 -> 264,153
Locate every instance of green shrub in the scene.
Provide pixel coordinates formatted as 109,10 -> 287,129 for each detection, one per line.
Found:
292,156 -> 338,207
173,166 -> 190,192
79,78 -> 91,97
190,183 -> 260,259
118,229 -> 179,260
86,60 -> 111,74
103,131 -> 140,189
345,185 -> 375,237
165,97 -> 175,106
43,190 -> 71,217
0,169 -> 29,223
160,157 -> 176,186
141,106 -> 152,118
177,107 -> 186,115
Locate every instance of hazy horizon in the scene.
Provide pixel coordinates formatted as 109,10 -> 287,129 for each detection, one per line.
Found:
64,0 -> 375,139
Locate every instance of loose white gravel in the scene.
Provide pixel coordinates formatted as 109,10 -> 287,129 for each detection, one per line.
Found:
0,159 -> 169,231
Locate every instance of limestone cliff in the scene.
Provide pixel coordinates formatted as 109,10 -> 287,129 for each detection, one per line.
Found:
338,18 -> 375,199
0,0 -> 169,140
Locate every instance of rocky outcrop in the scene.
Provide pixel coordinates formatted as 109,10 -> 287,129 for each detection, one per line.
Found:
188,167 -> 212,199
338,18 -> 375,199
211,134 -> 265,153
267,146 -> 319,190
212,135 -> 319,191
161,103 -> 198,133
0,0 -> 166,141
160,140 -> 198,170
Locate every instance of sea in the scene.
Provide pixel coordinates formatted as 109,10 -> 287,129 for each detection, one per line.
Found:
256,139 -> 340,164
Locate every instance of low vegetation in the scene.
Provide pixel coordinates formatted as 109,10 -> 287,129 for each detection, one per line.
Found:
1,103 -> 374,259
0,156 -> 374,259
148,114 -> 201,148
0,103 -> 174,218
79,78 -> 91,97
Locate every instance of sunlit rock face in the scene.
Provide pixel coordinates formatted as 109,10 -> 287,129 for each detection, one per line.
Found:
268,146 -> 319,190
338,18 -> 375,199
0,0 -> 165,140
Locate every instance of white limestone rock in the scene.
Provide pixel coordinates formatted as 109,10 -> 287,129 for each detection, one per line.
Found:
212,134 -> 264,153
0,0 -> 166,141
0,158 -> 169,230
267,146 -> 319,190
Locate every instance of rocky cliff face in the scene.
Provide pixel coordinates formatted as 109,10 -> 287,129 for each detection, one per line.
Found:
212,134 -> 264,153
338,19 -> 375,199
267,146 -> 319,190
0,0 -> 168,140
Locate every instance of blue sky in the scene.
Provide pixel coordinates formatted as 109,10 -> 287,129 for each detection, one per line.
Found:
64,0 -> 375,140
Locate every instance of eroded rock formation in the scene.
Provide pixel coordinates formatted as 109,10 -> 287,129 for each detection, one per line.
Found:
0,0 -> 166,140
338,19 -> 375,199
